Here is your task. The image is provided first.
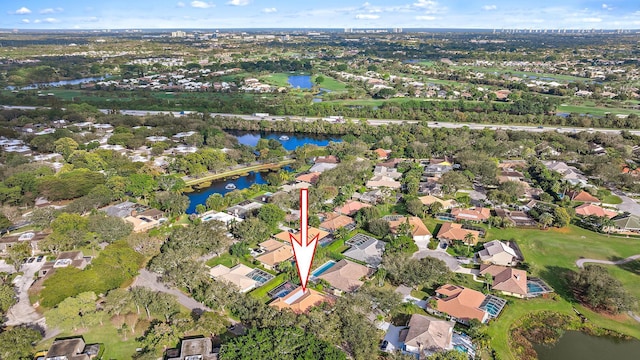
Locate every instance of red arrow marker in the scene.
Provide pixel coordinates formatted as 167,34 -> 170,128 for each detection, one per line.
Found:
290,188 -> 319,292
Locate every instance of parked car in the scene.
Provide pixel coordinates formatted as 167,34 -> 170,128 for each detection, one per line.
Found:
27,257 -> 35,263
36,255 -> 44,262
380,340 -> 389,351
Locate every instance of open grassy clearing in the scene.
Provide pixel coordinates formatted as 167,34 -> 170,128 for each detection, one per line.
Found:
557,103 -> 640,116
314,74 -> 348,92
259,72 -> 291,87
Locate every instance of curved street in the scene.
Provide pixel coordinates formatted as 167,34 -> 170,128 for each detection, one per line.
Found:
575,254 -> 640,269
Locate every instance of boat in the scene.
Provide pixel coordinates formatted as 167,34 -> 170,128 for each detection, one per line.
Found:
279,135 -> 290,141
225,183 -> 237,190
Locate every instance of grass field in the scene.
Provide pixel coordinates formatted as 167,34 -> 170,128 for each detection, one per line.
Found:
557,103 -> 640,116
315,74 -> 348,92
249,273 -> 287,302
260,73 -> 292,88
602,194 -> 623,204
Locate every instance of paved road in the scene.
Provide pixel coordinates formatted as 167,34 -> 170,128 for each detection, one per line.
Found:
576,254 -> 640,269
130,269 -> 211,312
3,105 -> 638,136
5,261 -> 45,326
615,194 -> 640,217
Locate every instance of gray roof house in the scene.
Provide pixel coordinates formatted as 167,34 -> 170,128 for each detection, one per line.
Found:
399,314 -> 454,357
166,337 -> 218,360
343,233 -> 386,268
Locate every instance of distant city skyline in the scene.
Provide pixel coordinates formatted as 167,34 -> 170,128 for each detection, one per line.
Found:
2,1 -> 640,30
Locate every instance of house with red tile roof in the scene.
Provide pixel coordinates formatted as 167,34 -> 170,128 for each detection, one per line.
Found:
334,200 -> 371,216
314,155 -> 339,164
436,223 -> 480,245
480,264 -> 528,298
386,216 -> 432,249
374,148 -> 391,159
567,190 -> 600,203
270,287 -> 332,313
574,204 -> 618,219
319,213 -> 355,233
450,207 -> 491,222
295,172 -> 320,184
428,284 -> 490,324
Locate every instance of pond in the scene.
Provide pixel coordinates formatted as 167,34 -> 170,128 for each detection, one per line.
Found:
288,75 -> 313,89
534,331 -> 640,360
7,75 -> 110,90
229,130 -> 342,151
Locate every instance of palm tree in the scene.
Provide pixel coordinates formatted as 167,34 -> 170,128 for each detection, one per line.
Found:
600,216 -> 615,237
539,212 -> 554,229
464,232 -> 475,253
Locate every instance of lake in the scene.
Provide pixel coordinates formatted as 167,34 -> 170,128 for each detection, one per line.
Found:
185,131 -> 342,213
288,75 -> 313,89
534,331 -> 640,360
185,171 -> 268,214
7,75 -> 110,90
229,130 -> 342,151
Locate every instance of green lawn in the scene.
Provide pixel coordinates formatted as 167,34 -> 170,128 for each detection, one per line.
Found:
602,194 -> 623,204
249,273 -> 286,302
206,253 -> 256,269
557,103 -> 640,116
260,73 -> 294,88
38,320 -> 141,359
479,224 -> 640,359
315,75 -> 348,92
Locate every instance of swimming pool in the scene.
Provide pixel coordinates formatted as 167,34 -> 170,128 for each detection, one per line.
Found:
527,281 -> 544,293
483,303 -> 501,317
454,345 -> 468,353
311,260 -> 336,278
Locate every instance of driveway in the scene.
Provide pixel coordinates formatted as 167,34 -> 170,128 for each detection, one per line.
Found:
412,248 -> 460,272
382,324 -> 405,353
5,260 -> 45,326
131,269 -> 211,312
576,254 -> 640,269
615,194 -> 640,217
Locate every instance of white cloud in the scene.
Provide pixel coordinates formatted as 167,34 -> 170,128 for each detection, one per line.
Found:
177,2 -> 186,7
580,17 -> 602,22
33,19 -> 41,23
227,0 -> 251,6
14,7 -> 32,15
412,0 -> 445,14
21,19 -> 30,23
191,1 -> 214,8
355,14 -> 380,19
42,18 -> 60,23
415,15 -> 436,20
482,5 -> 497,11
40,7 -> 63,14
602,4 -> 613,10
262,8 -> 277,13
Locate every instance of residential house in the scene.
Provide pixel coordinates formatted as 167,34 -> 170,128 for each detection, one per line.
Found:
450,207 -> 491,222
399,314 -> 454,358
480,264 -> 528,298
334,200 -> 371,216
493,209 -> 537,227
317,259 -> 370,293
124,214 -> 161,233
226,200 -> 263,218
419,195 -> 456,209
542,161 -> 588,187
374,148 -> 391,159
343,234 -> 386,268
314,155 -> 339,164
209,264 -> 274,293
100,201 -> 143,218
295,172 -> 320,184
385,216 -> 432,249
423,164 -> 453,179
574,204 -> 618,218
418,180 -> 443,196
254,239 -> 293,270
166,337 -> 218,360
319,213 -> 355,233
497,170 -> 526,184
138,208 -> 165,220
436,223 -> 480,245
610,214 -> 640,233
270,287 -> 332,313
309,162 -> 338,173
567,190 -> 600,204
428,284 -> 490,324
377,158 -> 402,169
45,337 -> 101,360
373,166 -> 402,179
0,231 -> 47,256
200,211 -> 243,226
273,227 -> 330,244
39,251 -> 91,278
477,240 -> 520,267
366,174 -> 402,189
354,189 -> 387,204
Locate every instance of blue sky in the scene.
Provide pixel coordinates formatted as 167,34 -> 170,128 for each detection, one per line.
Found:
3,1 -> 640,29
